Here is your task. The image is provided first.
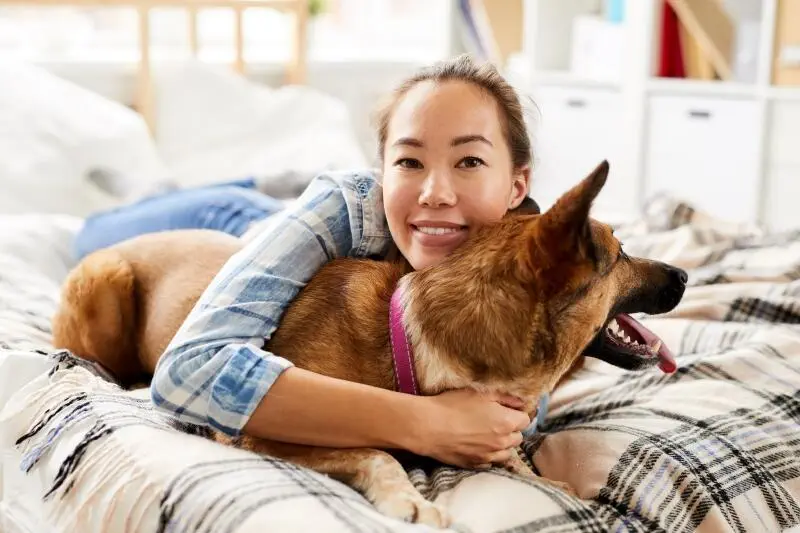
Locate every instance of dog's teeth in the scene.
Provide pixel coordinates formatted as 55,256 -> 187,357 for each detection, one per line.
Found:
624,335 -> 631,344
609,320 -> 619,332
648,340 -> 662,354
632,340 -> 640,346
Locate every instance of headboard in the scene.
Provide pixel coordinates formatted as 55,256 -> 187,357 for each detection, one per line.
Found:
0,0 -> 309,136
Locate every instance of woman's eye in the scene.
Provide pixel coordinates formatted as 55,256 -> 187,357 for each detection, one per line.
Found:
458,156 -> 485,169
395,158 -> 422,169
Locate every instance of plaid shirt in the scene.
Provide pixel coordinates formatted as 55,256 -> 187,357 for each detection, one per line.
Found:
151,169 -> 392,435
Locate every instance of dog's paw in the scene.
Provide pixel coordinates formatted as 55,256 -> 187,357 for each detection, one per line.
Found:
538,477 -> 578,497
375,490 -> 451,528
504,453 -> 535,479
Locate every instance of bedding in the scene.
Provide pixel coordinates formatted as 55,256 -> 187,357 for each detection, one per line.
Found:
151,60 -> 370,196
0,60 -> 369,217
0,62 -> 171,216
2,197 -> 800,532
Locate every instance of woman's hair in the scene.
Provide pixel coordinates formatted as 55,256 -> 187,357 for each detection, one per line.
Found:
374,54 -> 533,170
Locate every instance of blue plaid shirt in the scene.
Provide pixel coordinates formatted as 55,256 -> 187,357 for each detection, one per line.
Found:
151,169 -> 392,435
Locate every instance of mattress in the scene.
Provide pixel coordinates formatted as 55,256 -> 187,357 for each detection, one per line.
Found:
2,199 -> 800,532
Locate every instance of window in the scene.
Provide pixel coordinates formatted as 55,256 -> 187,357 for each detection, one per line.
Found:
0,0 -> 451,63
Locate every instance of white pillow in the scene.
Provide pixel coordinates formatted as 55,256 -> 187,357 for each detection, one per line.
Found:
152,60 -> 368,194
0,61 -> 171,216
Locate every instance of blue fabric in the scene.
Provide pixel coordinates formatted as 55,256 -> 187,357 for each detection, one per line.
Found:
522,393 -> 550,438
74,178 -> 285,260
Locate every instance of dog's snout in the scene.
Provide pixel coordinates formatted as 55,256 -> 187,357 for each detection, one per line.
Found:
669,265 -> 688,285
621,258 -> 688,316
655,264 -> 687,313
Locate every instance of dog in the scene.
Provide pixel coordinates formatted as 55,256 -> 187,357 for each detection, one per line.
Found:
52,160 -> 686,527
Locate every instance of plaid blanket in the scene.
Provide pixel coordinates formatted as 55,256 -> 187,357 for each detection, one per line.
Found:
3,196 -> 800,532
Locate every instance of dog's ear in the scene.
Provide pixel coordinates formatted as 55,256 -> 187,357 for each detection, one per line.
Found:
527,160 -> 608,266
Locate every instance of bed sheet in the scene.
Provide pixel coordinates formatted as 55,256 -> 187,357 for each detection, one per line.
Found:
2,200 -> 800,532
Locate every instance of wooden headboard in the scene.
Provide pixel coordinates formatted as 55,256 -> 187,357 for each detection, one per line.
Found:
1,0 -> 309,136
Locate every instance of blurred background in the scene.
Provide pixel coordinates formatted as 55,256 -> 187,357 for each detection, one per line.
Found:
0,0 -> 798,229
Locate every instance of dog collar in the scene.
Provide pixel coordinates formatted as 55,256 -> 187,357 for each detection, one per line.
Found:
389,283 -> 420,395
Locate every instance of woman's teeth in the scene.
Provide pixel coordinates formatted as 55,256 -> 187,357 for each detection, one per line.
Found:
415,226 -> 462,235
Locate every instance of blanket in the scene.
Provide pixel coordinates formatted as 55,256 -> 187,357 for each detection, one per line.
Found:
3,196 -> 800,533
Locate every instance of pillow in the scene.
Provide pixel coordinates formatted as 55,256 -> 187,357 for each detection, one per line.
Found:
151,60 -> 368,194
0,61 -> 171,216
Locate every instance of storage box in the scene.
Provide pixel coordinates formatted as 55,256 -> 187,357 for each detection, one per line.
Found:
773,0 -> 800,86
569,15 -> 624,83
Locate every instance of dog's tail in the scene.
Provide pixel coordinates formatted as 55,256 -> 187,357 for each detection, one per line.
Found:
52,248 -> 143,386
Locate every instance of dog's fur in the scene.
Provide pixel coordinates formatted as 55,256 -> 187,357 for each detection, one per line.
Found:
52,161 -> 687,527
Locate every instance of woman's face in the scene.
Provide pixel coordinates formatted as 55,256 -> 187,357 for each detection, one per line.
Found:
382,80 -> 529,271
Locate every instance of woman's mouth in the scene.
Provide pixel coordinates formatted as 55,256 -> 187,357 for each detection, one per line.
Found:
410,223 -> 469,248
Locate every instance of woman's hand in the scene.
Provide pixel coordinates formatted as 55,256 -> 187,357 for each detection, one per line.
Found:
406,389 -> 531,469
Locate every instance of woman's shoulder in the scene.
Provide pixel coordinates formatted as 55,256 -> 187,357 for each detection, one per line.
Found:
245,168 -> 390,254
304,168 -> 388,238
311,168 -> 382,197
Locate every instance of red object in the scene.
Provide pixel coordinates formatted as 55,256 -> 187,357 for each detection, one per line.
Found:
658,1 -> 686,78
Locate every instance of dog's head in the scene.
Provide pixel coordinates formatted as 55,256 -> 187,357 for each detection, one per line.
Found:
408,160 -> 687,399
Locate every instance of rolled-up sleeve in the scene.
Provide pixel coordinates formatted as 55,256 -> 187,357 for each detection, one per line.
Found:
150,171 -> 380,435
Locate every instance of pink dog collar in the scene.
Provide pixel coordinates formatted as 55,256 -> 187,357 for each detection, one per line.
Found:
389,284 -> 419,395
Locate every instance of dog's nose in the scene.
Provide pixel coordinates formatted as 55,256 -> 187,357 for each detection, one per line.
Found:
670,266 -> 688,285
654,264 -> 688,313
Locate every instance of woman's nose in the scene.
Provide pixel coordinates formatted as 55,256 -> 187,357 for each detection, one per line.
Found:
419,172 -> 457,207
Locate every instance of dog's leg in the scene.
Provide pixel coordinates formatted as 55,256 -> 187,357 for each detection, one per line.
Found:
233,438 -> 450,528
505,449 -> 578,496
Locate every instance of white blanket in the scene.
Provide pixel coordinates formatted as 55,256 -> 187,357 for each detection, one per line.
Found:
3,199 -> 800,533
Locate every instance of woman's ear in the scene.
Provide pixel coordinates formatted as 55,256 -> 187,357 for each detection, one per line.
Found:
508,166 -> 531,209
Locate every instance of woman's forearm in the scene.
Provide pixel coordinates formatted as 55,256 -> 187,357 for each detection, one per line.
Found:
242,367 -> 422,450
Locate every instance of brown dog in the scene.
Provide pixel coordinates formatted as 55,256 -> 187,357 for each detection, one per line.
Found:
52,161 -> 686,527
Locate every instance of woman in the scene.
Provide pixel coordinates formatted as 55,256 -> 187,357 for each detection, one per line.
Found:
153,54 -> 541,469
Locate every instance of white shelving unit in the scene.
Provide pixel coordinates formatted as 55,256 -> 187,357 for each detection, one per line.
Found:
511,0 -> 800,231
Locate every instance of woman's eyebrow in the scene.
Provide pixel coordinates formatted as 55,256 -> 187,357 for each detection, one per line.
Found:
451,134 -> 493,147
392,137 -> 423,147
391,135 -> 493,148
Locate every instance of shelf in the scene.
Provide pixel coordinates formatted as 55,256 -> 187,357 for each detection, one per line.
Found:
646,78 -> 758,98
767,87 -> 800,102
530,70 -> 621,91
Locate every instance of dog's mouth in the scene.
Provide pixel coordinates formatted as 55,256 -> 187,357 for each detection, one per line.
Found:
583,313 -> 677,373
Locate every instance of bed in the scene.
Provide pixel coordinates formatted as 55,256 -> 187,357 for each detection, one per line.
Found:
0,0 -> 361,216
0,0 -> 310,137
2,194 -> 800,533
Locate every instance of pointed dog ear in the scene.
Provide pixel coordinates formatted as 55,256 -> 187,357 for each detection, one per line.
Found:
537,160 -> 608,258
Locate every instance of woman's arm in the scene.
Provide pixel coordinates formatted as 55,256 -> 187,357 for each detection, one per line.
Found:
152,170 -> 530,467
151,171 -> 381,434
245,367 -> 532,468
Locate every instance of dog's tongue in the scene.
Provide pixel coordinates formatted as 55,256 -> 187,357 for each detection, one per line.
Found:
615,313 -> 677,373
